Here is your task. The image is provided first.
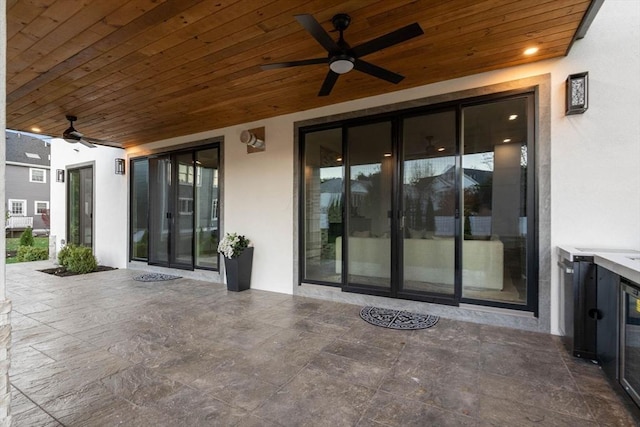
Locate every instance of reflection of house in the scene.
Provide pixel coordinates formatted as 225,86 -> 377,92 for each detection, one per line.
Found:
5,131 -> 51,235
411,166 -> 490,213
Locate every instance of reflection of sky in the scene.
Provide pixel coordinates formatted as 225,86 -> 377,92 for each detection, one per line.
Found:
320,152 -> 494,181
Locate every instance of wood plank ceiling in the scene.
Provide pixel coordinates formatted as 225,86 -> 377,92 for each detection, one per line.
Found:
6,0 -> 594,148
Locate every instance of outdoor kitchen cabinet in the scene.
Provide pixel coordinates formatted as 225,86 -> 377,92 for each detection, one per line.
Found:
597,267 -> 620,380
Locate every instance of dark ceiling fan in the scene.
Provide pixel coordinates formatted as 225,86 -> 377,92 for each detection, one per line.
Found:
62,115 -> 122,148
261,13 -> 424,96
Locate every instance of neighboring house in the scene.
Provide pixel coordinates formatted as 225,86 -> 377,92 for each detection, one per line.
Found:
5,131 -> 51,236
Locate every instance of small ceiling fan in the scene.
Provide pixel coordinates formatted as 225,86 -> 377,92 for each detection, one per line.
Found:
261,13 -> 424,96
62,115 -> 122,148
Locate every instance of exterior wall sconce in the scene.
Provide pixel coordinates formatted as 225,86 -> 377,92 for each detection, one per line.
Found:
566,72 -> 588,115
240,127 -> 265,153
56,169 -> 65,183
115,158 -> 126,175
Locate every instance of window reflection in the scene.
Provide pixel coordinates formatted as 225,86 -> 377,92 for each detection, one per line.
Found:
303,128 -> 343,284
462,97 -> 528,304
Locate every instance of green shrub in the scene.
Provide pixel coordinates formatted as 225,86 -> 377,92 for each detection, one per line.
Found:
16,245 -> 49,262
66,246 -> 97,274
58,244 -> 75,267
19,227 -> 35,246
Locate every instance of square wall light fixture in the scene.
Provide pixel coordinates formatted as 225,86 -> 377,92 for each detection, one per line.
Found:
115,158 -> 126,175
56,169 -> 65,183
566,72 -> 588,115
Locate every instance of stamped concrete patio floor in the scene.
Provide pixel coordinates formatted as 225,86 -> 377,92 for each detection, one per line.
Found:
7,261 -> 639,426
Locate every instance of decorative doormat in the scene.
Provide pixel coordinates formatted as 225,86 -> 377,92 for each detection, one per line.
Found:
133,273 -> 181,282
360,306 -> 439,330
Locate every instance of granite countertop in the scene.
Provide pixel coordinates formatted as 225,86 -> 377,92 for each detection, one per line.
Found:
557,245 -> 640,285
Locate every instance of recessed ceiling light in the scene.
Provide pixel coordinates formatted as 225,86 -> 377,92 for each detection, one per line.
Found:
31,126 -> 41,133
503,138 -> 512,143
524,47 -> 539,56
383,153 -> 392,157
336,157 -> 342,162
437,147 -> 445,152
508,114 -> 518,121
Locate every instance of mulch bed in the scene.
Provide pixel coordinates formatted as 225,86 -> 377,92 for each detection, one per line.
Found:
39,266 -> 117,277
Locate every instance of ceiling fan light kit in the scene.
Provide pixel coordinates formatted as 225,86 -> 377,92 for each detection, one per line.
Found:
329,55 -> 355,74
261,13 -> 424,96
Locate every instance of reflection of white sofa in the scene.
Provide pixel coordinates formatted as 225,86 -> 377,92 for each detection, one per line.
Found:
336,237 -> 503,290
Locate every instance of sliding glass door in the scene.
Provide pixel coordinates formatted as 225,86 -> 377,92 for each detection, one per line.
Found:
141,145 -> 220,270
194,148 -> 220,269
461,97 -> 532,305
300,91 -> 536,311
67,166 -> 93,247
345,121 -> 393,293
400,110 -> 457,301
148,155 -> 173,266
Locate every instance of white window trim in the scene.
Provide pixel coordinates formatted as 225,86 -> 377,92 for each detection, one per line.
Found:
29,168 -> 47,183
8,199 -> 27,216
178,197 -> 194,215
34,200 -> 49,215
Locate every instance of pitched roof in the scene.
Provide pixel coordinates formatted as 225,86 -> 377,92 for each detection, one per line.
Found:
5,131 -> 51,166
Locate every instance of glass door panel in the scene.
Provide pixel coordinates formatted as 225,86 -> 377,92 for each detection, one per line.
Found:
195,148 -> 219,269
401,111 -> 456,298
302,128 -> 343,284
148,156 -> 171,265
173,152 -> 194,267
67,166 -> 93,248
346,122 -> 392,290
461,97 -> 529,304
131,159 -> 149,260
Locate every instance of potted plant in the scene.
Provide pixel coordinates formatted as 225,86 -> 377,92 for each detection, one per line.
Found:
218,232 -> 253,291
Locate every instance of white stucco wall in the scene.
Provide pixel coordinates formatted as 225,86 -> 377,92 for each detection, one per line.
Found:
112,0 -> 639,333
49,140 -> 128,268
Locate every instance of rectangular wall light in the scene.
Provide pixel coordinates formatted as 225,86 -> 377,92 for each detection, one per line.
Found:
56,169 -> 65,183
115,158 -> 126,175
566,72 -> 588,115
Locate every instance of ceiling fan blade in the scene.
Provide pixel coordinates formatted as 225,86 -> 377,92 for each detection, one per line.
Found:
261,57 -> 328,70
295,14 -> 339,53
82,135 -> 123,149
318,70 -> 339,96
354,59 -> 404,84
352,23 -> 424,58
79,139 -> 97,148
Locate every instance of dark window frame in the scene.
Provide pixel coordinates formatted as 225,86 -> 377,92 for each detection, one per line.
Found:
128,142 -> 221,271
298,88 -> 538,314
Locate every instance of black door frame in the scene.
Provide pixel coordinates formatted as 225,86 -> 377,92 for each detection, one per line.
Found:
140,142 -> 222,271
299,87 -> 538,313
339,111 -> 460,306
148,152 -> 194,270
66,164 -> 94,249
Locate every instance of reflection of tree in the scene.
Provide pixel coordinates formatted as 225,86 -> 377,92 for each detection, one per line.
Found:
425,197 -> 435,231
465,177 -> 492,215
327,197 -> 342,223
407,160 -> 434,185
438,188 -> 456,216
359,171 -> 381,219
